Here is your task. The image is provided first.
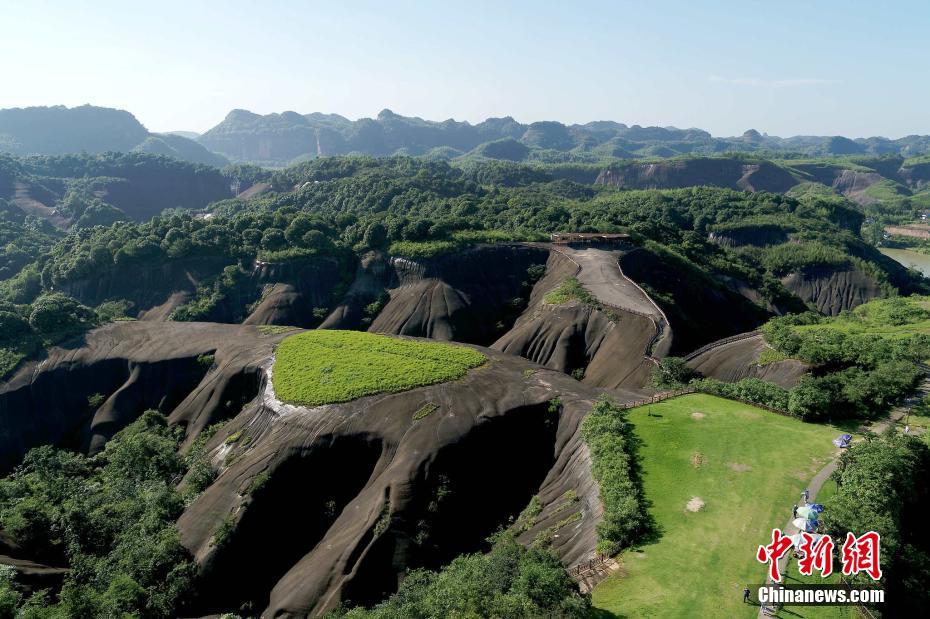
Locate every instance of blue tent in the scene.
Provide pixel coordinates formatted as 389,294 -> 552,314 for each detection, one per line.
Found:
809,504 -> 825,513
832,434 -> 853,448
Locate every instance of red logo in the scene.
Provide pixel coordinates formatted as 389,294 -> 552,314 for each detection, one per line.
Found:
798,532 -> 834,577
841,531 -> 883,581
757,529 -> 882,582
756,529 -> 793,582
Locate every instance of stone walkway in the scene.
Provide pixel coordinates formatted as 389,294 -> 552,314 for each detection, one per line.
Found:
549,245 -> 665,321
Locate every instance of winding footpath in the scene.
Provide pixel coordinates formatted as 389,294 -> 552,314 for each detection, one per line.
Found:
756,371 -> 930,617
554,246 -> 665,320
546,245 -> 672,357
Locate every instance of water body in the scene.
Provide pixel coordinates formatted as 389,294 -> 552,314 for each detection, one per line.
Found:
880,247 -> 930,277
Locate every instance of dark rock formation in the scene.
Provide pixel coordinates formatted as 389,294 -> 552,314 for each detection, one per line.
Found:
320,252 -> 393,330
59,256 -> 228,319
366,244 -> 550,345
177,338 -> 641,615
492,251 -> 658,389
781,266 -> 884,315
618,248 -> 771,354
595,158 -> 799,193
245,257 -> 345,327
1,321 -> 644,615
686,334 -> 810,388
708,225 -> 789,248
0,322 -> 284,472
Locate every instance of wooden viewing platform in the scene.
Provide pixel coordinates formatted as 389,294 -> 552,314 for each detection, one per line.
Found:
550,232 -> 631,245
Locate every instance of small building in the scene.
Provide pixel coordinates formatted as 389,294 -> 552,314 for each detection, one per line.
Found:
550,232 -> 631,245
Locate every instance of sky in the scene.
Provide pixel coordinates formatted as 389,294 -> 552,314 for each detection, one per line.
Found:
2,0 -> 928,138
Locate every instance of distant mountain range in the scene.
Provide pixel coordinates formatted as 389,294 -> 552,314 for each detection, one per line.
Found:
0,105 -> 228,167
3,105 -> 930,169
198,108 -> 930,167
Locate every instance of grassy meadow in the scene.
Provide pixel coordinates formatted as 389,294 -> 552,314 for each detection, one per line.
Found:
592,394 -> 846,618
271,330 -> 486,406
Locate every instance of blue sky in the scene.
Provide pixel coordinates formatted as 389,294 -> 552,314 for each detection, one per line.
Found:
3,0 -> 927,137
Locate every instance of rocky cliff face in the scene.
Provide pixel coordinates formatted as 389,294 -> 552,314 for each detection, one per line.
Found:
245,257 -> 345,327
781,266 -> 884,315
0,322 -> 283,472
1,321 -> 639,614
492,251 -> 658,389
618,248 -> 771,354
179,345 -> 628,615
686,334 -> 810,388
898,160 -> 930,190
365,244 -> 550,345
595,158 -> 799,193
707,225 -> 790,248
59,256 -> 229,319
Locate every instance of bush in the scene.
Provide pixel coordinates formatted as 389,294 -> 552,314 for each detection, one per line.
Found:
328,534 -> 589,618
692,377 -> 790,412
823,435 -> 930,615
650,357 -> 697,389
581,396 -> 650,554
0,311 -> 29,340
27,293 -> 96,334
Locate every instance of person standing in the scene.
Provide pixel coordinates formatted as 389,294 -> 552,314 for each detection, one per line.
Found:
743,586 -> 751,604
803,488 -> 810,503
792,504 -> 798,518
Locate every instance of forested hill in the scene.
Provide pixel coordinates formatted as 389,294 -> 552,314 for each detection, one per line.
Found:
0,105 -> 228,167
199,107 -> 930,167
0,152 -> 232,231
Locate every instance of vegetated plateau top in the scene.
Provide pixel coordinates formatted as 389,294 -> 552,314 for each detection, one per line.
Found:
271,330 -> 487,407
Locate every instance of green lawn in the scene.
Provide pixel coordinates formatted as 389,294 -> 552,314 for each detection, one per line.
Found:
794,295 -> 930,339
271,330 -> 487,406
591,394 -> 845,618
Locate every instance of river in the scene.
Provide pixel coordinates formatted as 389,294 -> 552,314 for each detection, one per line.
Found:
880,247 -> 930,277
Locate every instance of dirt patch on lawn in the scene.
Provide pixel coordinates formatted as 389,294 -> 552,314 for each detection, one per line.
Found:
691,411 -> 706,420
728,462 -> 752,472
691,452 -> 706,468
686,496 -> 705,512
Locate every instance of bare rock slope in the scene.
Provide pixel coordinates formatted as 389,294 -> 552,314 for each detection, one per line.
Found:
493,246 -> 668,389
781,266 -> 884,316
0,321 -> 644,616
685,333 -> 810,388
0,321 -> 286,471
181,342 -> 645,616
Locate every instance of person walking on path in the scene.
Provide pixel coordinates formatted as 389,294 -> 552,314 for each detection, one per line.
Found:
744,586 -> 751,604
792,504 -> 798,518
802,488 -> 810,504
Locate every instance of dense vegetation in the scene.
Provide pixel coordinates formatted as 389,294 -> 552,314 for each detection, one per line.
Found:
0,292 -> 98,378
272,331 -> 487,406
648,296 -> 930,421
581,397 -> 650,555
0,198 -> 61,281
2,155 -> 921,332
0,411 -> 207,616
823,433 -> 930,616
327,533 -> 589,618
0,152 -> 231,228
757,296 -> 930,419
